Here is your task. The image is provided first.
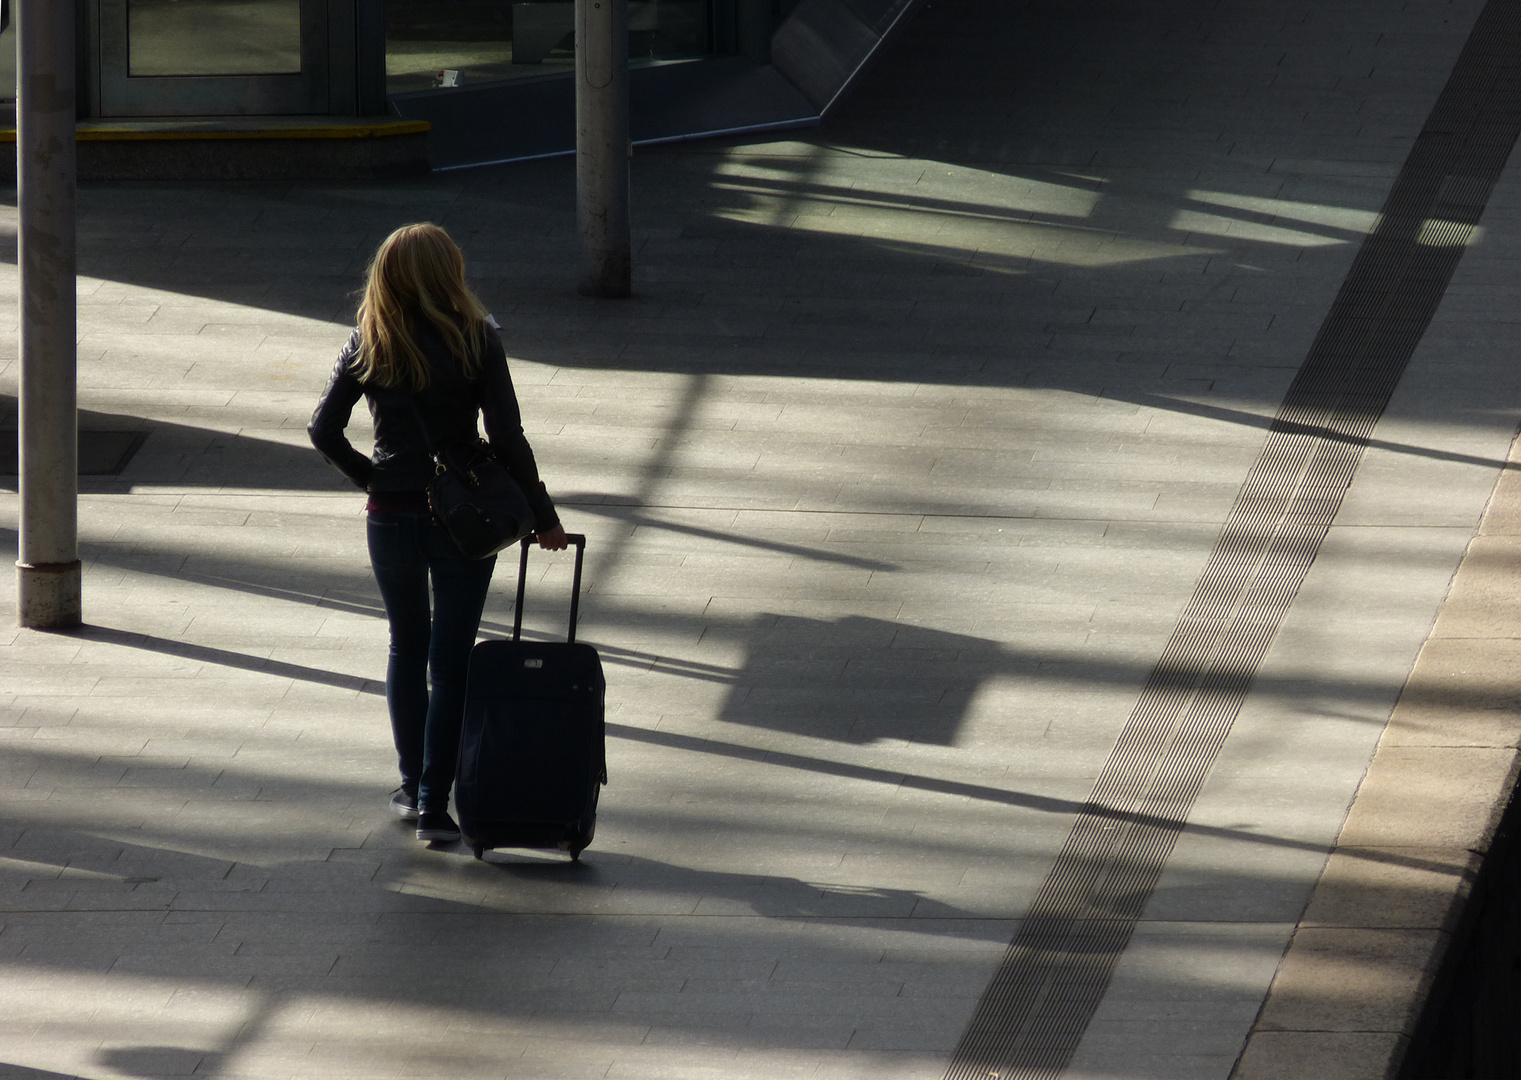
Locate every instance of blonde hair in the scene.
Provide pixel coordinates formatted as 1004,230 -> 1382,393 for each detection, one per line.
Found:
352,223 -> 490,389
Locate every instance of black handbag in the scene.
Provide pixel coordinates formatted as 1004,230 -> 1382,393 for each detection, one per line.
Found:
407,397 -> 536,560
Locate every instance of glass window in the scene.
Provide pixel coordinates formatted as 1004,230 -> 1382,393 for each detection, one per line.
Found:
386,0 -> 516,94
128,0 -> 303,77
385,0 -> 710,96
0,20 -> 14,102
629,0 -> 708,62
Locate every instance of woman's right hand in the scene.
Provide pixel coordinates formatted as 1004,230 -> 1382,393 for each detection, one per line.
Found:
537,524 -> 569,550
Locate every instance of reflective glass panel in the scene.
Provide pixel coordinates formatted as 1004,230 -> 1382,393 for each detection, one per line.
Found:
0,21 -> 14,102
385,0 -> 710,96
129,0 -> 302,77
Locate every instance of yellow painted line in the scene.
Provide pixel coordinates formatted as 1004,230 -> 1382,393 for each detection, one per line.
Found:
0,120 -> 429,143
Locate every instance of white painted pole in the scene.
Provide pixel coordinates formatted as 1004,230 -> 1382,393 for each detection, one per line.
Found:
15,0 -> 80,628
575,0 -> 631,297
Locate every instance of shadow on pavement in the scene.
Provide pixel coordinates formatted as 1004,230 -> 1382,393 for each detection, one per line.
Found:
0,758 -> 1467,1075
0,0 -> 1493,1074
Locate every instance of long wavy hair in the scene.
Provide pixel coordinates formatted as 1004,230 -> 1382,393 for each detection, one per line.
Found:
351,223 -> 490,390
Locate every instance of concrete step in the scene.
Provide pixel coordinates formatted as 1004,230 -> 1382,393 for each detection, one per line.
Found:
1,116 -> 430,181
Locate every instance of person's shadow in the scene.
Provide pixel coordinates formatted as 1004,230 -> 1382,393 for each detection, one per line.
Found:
473,849 -> 997,923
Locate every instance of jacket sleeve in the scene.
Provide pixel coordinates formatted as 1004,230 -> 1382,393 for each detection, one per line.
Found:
308,333 -> 374,491
478,332 -> 560,532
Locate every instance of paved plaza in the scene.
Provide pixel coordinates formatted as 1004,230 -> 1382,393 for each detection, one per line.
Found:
4,0 -> 1521,1077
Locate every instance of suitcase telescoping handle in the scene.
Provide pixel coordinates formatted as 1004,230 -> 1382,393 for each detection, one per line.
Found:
512,533 -> 587,645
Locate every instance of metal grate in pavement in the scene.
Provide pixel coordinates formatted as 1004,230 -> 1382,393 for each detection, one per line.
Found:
943,1 -> 1521,1077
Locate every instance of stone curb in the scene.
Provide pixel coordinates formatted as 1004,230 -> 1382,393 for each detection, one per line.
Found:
1232,429 -> 1521,1080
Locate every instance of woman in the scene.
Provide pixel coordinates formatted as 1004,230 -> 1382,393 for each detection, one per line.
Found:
309,223 -> 567,844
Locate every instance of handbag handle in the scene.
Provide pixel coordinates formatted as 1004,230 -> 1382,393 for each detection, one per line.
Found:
513,534 -> 587,645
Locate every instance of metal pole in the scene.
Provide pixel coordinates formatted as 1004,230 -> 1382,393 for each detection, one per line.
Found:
15,0 -> 80,628
575,0 -> 631,298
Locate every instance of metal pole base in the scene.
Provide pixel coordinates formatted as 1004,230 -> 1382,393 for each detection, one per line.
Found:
578,266 -> 632,299
16,560 -> 82,628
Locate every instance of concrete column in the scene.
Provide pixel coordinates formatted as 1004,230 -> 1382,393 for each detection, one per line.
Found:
575,0 -> 631,298
15,0 -> 80,628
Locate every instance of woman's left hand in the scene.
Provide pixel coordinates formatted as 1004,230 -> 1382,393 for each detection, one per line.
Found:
537,524 -> 569,550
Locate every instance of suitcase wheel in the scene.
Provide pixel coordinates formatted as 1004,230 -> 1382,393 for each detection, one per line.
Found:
472,844 -> 485,860
566,818 -> 594,861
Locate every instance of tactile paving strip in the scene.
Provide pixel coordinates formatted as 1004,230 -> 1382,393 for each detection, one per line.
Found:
943,2 -> 1521,1077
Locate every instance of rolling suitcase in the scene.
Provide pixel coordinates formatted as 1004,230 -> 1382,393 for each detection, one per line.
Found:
455,534 -> 606,861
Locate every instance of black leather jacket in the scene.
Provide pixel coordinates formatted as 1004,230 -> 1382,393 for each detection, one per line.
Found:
308,318 -> 559,532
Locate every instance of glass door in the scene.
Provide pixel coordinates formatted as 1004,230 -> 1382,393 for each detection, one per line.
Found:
96,0 -> 328,115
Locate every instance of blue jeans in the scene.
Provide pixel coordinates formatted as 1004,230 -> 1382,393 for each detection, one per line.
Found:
367,510 -> 496,813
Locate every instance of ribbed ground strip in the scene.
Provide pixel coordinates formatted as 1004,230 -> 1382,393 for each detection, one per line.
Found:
943,2 -> 1521,1077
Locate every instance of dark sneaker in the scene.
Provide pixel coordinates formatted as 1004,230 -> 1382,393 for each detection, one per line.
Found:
417,811 -> 461,843
388,787 -> 419,820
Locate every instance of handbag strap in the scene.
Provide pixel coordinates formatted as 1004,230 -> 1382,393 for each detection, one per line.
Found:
403,392 -> 445,463
406,388 -> 494,473
399,318 -> 495,458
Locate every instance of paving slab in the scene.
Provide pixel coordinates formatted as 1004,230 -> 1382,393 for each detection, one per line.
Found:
3,0 -> 1521,1078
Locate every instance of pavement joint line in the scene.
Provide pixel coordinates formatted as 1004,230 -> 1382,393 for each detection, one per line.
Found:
943,0 -> 1521,1075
